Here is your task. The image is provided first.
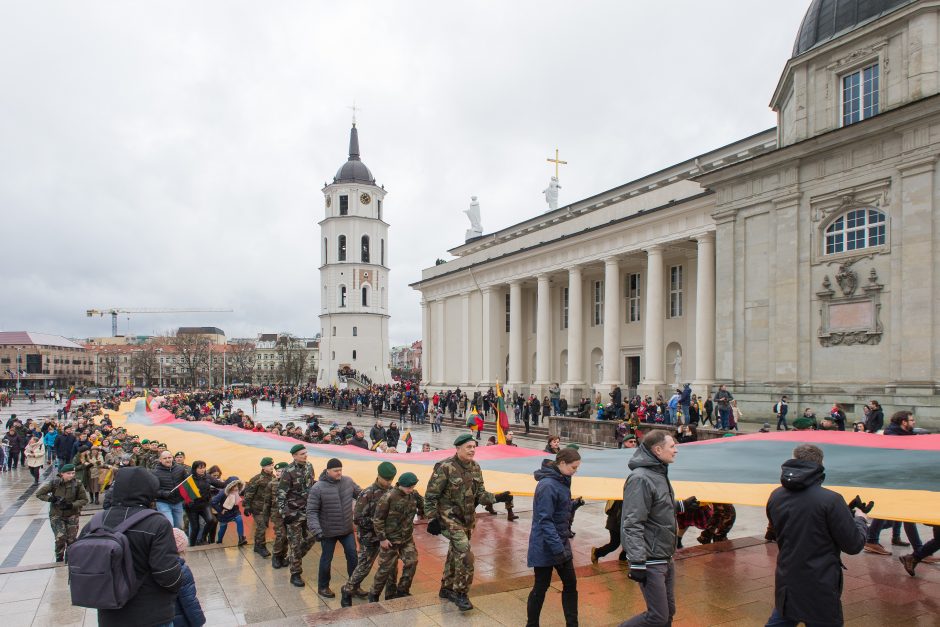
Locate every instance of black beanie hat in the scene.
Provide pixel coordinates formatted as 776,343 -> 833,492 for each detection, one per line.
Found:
327,458 -> 342,470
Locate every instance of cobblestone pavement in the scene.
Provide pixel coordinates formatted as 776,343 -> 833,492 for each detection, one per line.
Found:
0,397 -> 937,625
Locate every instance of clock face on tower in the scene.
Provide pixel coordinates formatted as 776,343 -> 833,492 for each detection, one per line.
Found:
360,193 -> 371,205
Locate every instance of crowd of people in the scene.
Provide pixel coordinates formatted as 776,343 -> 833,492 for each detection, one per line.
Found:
0,384 -> 933,627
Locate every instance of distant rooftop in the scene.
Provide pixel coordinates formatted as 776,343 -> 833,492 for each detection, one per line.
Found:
0,332 -> 85,350
177,327 -> 225,336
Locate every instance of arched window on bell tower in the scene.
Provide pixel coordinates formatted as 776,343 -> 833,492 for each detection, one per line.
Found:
339,285 -> 347,308
362,285 -> 369,307
338,235 -> 347,261
361,235 -> 370,263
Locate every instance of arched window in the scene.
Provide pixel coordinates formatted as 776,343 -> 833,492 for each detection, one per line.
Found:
361,286 -> 369,307
352,350 -> 357,360
825,208 -> 886,255
361,235 -> 370,263
352,326 -> 358,337
338,235 -> 347,261
339,285 -> 347,308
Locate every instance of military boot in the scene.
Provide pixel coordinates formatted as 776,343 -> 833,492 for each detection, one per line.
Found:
385,582 -> 398,600
351,586 -> 369,599
453,593 -> 474,611
290,574 -> 305,587
254,544 -> 271,558
506,507 -> 519,522
484,504 -> 497,515
367,591 -> 380,603
439,588 -> 453,600
271,555 -> 285,569
340,587 -> 353,608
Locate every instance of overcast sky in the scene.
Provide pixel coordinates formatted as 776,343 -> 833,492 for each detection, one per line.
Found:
0,1 -> 809,346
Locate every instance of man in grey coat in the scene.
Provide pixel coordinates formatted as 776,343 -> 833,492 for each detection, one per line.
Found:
619,431 -> 699,627
307,457 -> 362,598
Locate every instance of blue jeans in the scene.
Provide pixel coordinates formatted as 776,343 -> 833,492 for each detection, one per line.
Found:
551,398 -> 560,416
680,403 -> 690,425
155,500 -> 184,529
765,607 -> 841,627
318,532 -> 358,590
217,515 -> 244,542
717,407 -> 731,429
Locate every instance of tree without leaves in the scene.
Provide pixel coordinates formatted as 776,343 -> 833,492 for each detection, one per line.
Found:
228,341 -> 256,385
171,333 -> 212,388
98,351 -> 120,387
276,335 -> 307,385
130,344 -> 159,387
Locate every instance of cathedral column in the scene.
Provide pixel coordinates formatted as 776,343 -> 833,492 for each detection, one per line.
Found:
641,245 -> 665,392
421,300 -> 431,385
433,299 -> 446,386
461,292 -> 471,386
508,280 -> 523,388
565,265 -> 584,386
481,287 -> 496,386
534,274 -> 552,385
693,233 -> 716,397
602,258 -> 621,385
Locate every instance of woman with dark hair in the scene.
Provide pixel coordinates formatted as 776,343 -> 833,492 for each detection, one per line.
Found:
185,461 -> 226,546
526,447 -> 582,627
865,400 -> 884,433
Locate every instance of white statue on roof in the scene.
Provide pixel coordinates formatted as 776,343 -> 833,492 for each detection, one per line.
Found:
464,195 -> 483,241
543,176 -> 561,212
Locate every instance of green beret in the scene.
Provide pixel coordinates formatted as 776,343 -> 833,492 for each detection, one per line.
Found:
260,457 -> 274,467
290,444 -> 306,455
377,461 -> 397,480
565,443 -> 580,450
175,452 -> 185,457
454,433 -> 474,447
344,433 -> 353,439
274,462 -> 289,470
398,472 -> 418,487
60,464 -> 76,472
793,417 -> 815,430
624,434 -> 637,441
141,439 -> 150,445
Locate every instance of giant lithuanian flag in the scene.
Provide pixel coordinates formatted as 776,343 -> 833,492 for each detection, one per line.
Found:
495,382 -> 510,445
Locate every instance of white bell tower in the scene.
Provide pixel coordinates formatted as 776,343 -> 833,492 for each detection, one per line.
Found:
318,122 -> 392,385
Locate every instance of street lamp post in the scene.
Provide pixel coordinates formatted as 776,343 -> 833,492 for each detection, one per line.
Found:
157,348 -> 164,390
15,348 -> 21,395
223,345 -> 227,389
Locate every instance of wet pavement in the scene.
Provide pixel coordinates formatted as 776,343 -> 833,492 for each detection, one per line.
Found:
0,397 -> 938,625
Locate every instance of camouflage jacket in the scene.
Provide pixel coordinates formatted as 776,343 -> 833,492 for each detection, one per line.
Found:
353,480 -> 392,544
35,477 -> 89,518
373,486 -> 423,544
424,455 -> 495,529
277,461 -> 315,517
243,470 -> 275,514
265,477 -> 282,521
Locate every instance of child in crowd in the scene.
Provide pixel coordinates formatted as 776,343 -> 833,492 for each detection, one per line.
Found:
172,527 -> 206,627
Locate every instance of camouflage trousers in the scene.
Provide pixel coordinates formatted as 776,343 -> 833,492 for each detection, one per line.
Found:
440,521 -> 474,595
371,539 -> 417,596
345,538 -> 380,590
286,518 -> 316,575
698,504 -> 736,543
252,513 -> 270,545
51,515 -> 79,560
271,514 -> 287,559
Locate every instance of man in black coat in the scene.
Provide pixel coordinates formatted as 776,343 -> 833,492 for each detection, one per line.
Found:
765,444 -> 867,626
84,466 -> 182,627
152,450 -> 187,529
53,426 -> 77,467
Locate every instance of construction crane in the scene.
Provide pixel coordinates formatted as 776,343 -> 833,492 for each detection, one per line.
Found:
86,308 -> 234,337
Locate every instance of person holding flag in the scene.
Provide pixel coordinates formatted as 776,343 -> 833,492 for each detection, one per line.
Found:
153,450 -> 187,529
64,386 -> 77,414
466,406 -> 484,441
494,383 -> 512,445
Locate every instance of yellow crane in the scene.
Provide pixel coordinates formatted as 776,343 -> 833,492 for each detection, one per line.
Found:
86,307 -> 234,337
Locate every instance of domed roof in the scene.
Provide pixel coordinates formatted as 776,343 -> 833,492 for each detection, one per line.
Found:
333,125 -> 375,184
793,0 -> 915,57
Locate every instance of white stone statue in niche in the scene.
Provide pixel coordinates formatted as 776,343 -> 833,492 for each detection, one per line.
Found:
464,196 -> 483,240
669,348 -> 682,387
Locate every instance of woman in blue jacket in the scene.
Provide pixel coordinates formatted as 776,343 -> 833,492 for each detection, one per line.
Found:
526,447 -> 582,627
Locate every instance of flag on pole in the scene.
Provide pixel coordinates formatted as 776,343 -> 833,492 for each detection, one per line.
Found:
495,382 -> 510,445
145,389 -> 151,412
64,386 -> 77,413
99,467 -> 115,490
175,475 -> 201,505
371,439 -> 385,451
403,430 -> 413,448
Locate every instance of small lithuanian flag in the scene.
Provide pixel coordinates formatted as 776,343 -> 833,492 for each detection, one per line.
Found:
176,475 -> 201,504
403,430 -> 413,448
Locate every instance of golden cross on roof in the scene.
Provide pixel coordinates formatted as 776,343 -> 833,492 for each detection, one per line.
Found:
348,101 -> 360,126
546,148 -> 567,179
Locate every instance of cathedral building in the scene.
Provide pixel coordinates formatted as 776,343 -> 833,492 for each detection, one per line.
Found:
318,124 -> 393,386
412,0 -> 940,426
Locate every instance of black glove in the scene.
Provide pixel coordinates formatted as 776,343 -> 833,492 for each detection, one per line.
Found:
49,495 -> 62,506
427,518 -> 442,535
628,565 -> 647,583
681,496 -> 700,513
243,508 -> 252,517
283,513 -> 299,525
494,491 -> 511,504
571,497 -> 585,512
848,495 -> 874,514
57,500 -> 72,510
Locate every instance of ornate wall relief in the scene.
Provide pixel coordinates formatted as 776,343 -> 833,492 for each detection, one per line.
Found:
817,261 -> 884,346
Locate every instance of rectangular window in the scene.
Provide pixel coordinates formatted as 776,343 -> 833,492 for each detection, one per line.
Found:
669,265 -> 683,318
377,198 -> 382,220
561,287 -> 569,330
505,293 -> 511,332
626,273 -> 641,323
339,195 -> 349,215
593,280 -> 604,326
842,63 -> 879,126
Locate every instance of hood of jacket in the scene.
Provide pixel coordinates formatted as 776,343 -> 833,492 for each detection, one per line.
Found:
779,459 -> 825,491
533,459 -> 571,487
318,469 -> 340,483
112,466 -> 160,507
628,443 -> 667,475
223,476 -> 244,495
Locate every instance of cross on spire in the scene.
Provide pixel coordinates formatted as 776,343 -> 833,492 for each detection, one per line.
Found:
348,101 -> 361,127
546,148 -> 567,179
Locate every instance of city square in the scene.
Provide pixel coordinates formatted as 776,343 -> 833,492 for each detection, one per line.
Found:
3,1 -> 940,625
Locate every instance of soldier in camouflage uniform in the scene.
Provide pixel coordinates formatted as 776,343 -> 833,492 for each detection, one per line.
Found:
425,433 -> 511,611
35,463 -> 89,562
697,503 -> 736,544
267,462 -> 289,568
277,444 -> 317,587
243,456 -> 277,557
369,471 -> 423,602
340,461 -> 398,607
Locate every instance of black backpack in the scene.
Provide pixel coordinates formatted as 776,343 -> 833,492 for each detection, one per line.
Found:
67,508 -> 161,609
